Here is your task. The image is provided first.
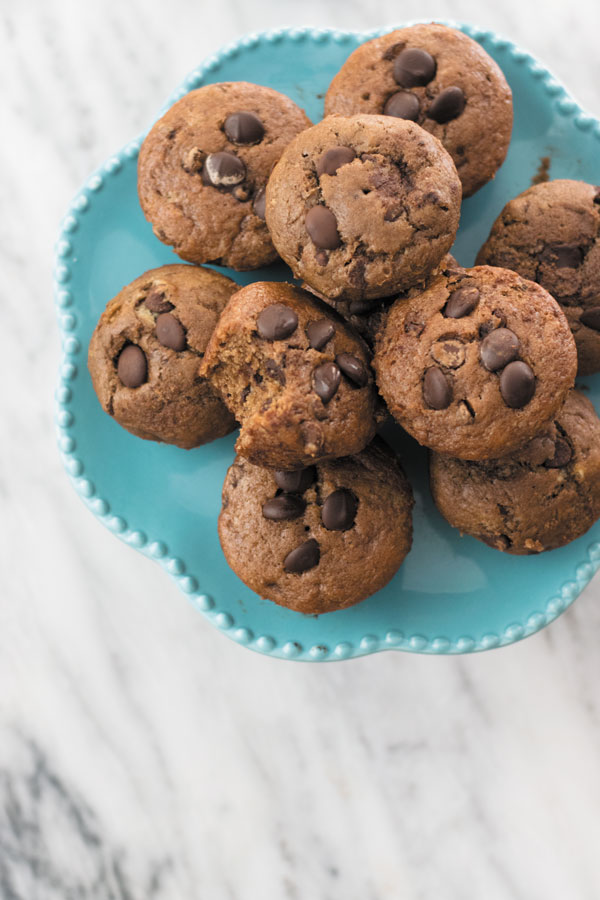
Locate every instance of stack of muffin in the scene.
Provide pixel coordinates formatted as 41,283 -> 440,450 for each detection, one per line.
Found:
88,24 -> 600,615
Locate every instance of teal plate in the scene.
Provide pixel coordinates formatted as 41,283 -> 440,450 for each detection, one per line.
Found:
54,23 -> 600,659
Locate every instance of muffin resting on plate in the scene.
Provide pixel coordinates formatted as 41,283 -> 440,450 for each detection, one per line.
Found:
476,179 -> 600,375
138,81 -> 311,270
88,264 -> 237,449
430,390 -> 600,554
374,265 -> 577,459
219,441 -> 414,613
324,23 -> 513,197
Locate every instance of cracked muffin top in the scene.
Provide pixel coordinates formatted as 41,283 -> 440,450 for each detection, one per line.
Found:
137,82 -> 311,270
88,264 -> 237,448
199,281 -> 377,468
324,24 -> 513,198
219,440 -> 413,613
476,179 -> 600,375
374,265 -> 577,460
264,114 -> 461,302
430,390 -> 600,554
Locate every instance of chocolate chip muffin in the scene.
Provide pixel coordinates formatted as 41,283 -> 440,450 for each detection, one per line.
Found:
199,281 -> 377,468
324,24 -> 513,197
88,264 -> 237,448
374,265 -> 577,460
476,180 -> 600,375
430,390 -> 600,554
265,114 -> 461,302
138,82 -> 311,270
219,441 -> 414,613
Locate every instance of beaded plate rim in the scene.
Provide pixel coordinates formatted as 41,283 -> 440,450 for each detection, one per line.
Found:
54,21 -> 600,661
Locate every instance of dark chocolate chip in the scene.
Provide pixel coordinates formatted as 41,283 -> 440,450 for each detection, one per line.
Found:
305,206 -> 341,250
307,318 -> 335,350
393,47 -> 436,87
313,362 -> 341,403
224,111 -> 265,144
427,86 -> 465,124
540,243 -> 583,268
117,345 -> 147,388
544,438 -> 572,468
443,286 -> 480,318
423,367 -> 452,409
253,187 -> 266,220
580,307 -> 600,331
156,313 -> 186,351
383,90 -> 420,120
316,146 -> 356,176
499,361 -> 536,408
405,320 -> 425,336
262,494 -> 306,521
257,304 -> 298,341
336,353 -> 368,387
202,151 -> 246,188
274,467 -> 316,493
144,291 -> 173,313
349,298 -> 378,315
480,327 -> 520,372
322,489 -> 358,531
593,187 -> 600,205
284,538 -> 320,574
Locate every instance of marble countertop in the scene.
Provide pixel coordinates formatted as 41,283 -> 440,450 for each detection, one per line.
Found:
4,0 -> 600,897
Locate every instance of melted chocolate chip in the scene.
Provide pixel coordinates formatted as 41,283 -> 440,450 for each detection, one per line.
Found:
284,538 -> 320,574
155,313 -> 186,351
257,304 -> 298,341
253,187 -> 266,220
499,361 -> 536,408
443,286 -> 480,318
144,291 -> 173,313
316,146 -> 356,176
393,47 -> 436,87
544,438 -> 572,468
335,353 -> 368,387
305,206 -> 341,250
423,367 -> 452,409
540,243 -> 584,268
384,91 -> 420,120
322,489 -> 358,531
265,359 -> 286,385
117,345 -> 147,388
274,467 -> 316,493
480,328 -> 520,372
313,362 -> 341,403
580,307 -> 600,331
262,494 -> 306,521
224,111 -> 265,144
307,318 -> 335,350
427,87 -> 465,124
202,151 -> 246,188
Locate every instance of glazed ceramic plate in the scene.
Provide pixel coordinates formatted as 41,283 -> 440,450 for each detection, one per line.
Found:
54,22 -> 600,660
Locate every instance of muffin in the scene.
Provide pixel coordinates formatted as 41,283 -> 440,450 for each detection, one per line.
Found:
138,81 -> 311,269
88,264 -> 237,448
324,23 -> 513,197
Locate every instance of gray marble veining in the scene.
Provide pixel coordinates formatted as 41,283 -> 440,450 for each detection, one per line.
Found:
3,0 -> 600,897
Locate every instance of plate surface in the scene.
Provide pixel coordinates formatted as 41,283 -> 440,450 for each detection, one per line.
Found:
54,23 -> 600,660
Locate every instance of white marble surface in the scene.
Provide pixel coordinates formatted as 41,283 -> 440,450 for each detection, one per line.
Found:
3,0 -> 600,897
